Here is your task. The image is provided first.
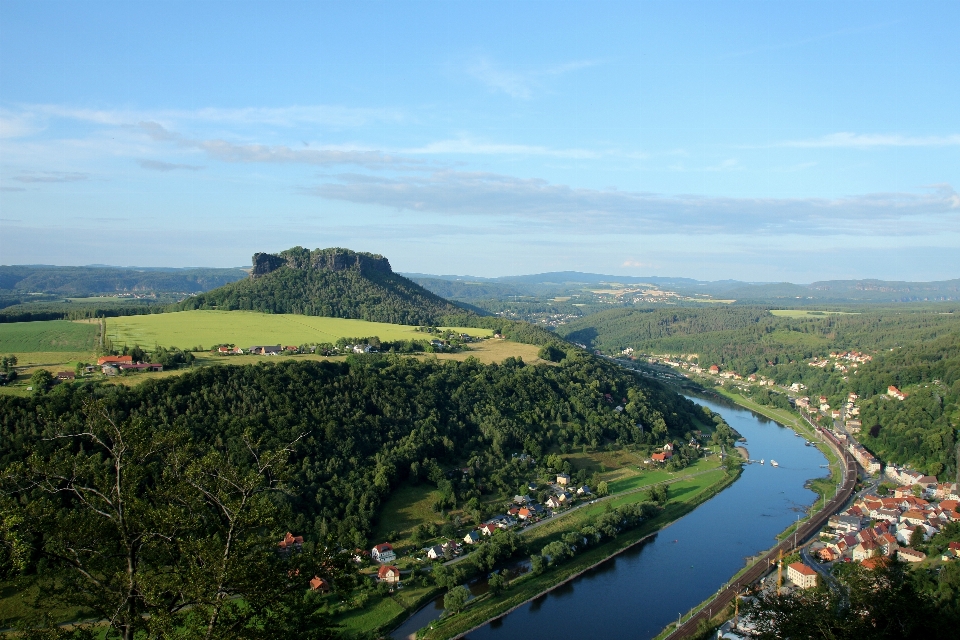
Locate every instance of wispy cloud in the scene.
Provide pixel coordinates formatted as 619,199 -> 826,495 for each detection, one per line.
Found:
467,56 -> 600,99
137,159 -> 203,172
775,132 -> 960,148
406,136 -> 600,159
13,171 -> 88,183
312,171 -> 960,235
22,103 -> 403,129
138,121 -> 424,170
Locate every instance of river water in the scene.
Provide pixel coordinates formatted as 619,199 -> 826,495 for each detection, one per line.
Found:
392,394 -> 828,640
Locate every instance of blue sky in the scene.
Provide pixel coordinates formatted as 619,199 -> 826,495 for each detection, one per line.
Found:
1,0 -> 958,281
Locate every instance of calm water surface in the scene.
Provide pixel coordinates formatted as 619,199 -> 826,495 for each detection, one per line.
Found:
393,394 -> 827,640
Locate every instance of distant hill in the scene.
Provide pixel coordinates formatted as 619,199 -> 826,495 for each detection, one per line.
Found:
175,247 -> 470,326
0,265 -> 248,297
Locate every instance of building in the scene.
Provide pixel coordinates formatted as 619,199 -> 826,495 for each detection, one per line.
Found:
248,345 -> 282,355
278,532 -> 303,554
887,386 -> 907,401
556,474 -> 570,486
897,548 -> 926,563
55,371 -> 76,381
787,562 -> 817,589
372,542 -> 396,563
377,565 -> 401,584
309,576 -> 330,592
463,531 -> 481,545
97,355 -> 133,366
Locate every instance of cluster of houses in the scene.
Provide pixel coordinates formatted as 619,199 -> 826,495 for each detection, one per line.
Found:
807,350 -> 872,373
799,394 -> 881,473
96,355 -> 163,376
814,478 -> 960,566
276,532 -> 330,592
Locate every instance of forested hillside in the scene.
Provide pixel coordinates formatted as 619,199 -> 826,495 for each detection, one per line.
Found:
1,353 -> 699,545
175,247 -> 467,326
0,265 -> 247,298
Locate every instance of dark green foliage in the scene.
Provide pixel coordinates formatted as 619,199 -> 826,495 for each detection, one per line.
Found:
175,250 -> 466,325
0,265 -> 246,298
538,343 -> 567,362
0,353 -> 700,548
743,560 -> 956,638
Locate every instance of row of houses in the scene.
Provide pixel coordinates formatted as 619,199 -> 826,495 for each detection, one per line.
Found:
818,479 -> 960,566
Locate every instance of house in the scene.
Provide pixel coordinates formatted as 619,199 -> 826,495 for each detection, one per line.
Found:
377,565 -> 401,584
372,543 -> 396,563
479,523 -> 498,536
309,576 -> 330,592
248,345 -> 282,355
577,486 -> 591,496
463,531 -> 481,545
897,548 -> 926,563
557,491 -> 573,504
556,474 -> 570,486
887,385 -> 907,400
55,371 -> 75,381
828,514 -> 861,533
513,495 -> 531,505
118,363 -> 163,372
819,547 -> 838,562
901,510 -> 928,526
853,540 -> 879,562
708,365 -> 721,374
278,532 -> 303,554
101,364 -> 119,376
787,562 -> 817,589
845,420 -> 862,433
517,507 -> 533,520
651,452 -> 671,463
545,496 -> 563,509
426,545 -> 445,560
97,355 -> 133,366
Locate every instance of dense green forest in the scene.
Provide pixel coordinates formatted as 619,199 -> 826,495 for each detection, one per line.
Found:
0,265 -> 247,298
175,249 -> 467,326
559,307 -> 960,477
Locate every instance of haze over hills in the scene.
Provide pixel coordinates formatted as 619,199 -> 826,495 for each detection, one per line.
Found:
404,271 -> 960,304
174,247 -> 471,326
0,265 -> 248,297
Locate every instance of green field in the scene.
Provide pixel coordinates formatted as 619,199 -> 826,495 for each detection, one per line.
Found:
769,309 -> 860,317
106,310 -> 492,349
0,320 -> 98,353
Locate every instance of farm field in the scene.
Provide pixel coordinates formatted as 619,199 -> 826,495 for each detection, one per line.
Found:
105,310 -> 493,350
0,320 -> 98,354
769,309 -> 860,318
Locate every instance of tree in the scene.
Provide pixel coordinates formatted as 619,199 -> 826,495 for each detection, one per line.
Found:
530,554 -> 545,575
443,585 -> 470,614
596,480 -> 609,497
488,571 -> 507,596
6,402 -> 325,640
648,483 -> 668,505
910,525 -> 926,549
29,368 -> 53,394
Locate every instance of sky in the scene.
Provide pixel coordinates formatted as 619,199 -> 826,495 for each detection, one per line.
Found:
1,0 -> 958,282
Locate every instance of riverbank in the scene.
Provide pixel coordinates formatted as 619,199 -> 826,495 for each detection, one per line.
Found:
417,466 -> 742,640
653,393 -> 856,640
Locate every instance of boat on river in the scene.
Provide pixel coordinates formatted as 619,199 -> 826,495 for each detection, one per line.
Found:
760,459 -> 764,465
770,460 -> 779,467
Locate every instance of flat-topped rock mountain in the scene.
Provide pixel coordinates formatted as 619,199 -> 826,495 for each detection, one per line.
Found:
176,246 -> 469,325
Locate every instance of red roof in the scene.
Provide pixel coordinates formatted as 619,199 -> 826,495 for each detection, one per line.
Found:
374,542 -> 393,553
788,562 -> 816,576
377,565 -> 399,579
309,576 -> 329,591
278,532 -> 303,549
97,355 -> 133,366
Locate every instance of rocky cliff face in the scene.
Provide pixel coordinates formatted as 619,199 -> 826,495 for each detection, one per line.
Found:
250,247 -> 392,279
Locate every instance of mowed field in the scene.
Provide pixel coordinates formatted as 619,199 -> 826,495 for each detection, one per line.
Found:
106,310 -> 493,349
0,320 -> 98,354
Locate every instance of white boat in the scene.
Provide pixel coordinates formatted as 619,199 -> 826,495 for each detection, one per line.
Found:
770,460 -> 779,467
760,459 -> 765,465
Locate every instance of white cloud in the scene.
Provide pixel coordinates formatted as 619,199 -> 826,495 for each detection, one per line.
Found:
13,171 -> 88,183
138,122 -> 424,169
467,56 -> 600,99
777,132 -> 960,148
137,159 -> 203,172
312,171 -> 960,235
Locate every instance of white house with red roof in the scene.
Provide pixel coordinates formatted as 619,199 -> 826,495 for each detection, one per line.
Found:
372,542 -> 396,563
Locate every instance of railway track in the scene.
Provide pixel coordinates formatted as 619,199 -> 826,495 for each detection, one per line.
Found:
664,423 -> 858,639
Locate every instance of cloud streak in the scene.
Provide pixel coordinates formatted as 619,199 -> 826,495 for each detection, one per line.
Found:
138,122 -> 424,170
13,171 -> 88,183
313,171 -> 960,235
776,132 -> 960,148
467,57 -> 600,99
137,159 -> 203,172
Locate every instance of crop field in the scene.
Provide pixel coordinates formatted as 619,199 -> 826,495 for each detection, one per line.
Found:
106,310 -> 493,350
770,309 -> 860,318
0,320 -> 98,354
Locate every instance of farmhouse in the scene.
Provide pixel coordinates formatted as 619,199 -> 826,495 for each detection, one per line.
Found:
371,542 -> 396,563
97,355 -> 133,366
377,565 -> 401,584
248,345 -> 282,355
309,576 -> 330,592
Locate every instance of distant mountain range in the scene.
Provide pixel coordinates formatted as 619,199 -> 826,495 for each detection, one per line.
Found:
0,264 -> 248,296
403,271 -> 960,303
175,247 -> 469,325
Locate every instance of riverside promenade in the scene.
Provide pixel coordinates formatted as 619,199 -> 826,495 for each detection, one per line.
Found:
664,419 -> 858,639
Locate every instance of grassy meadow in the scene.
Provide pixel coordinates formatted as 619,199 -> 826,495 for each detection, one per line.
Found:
0,320 -> 98,354
105,310 -> 493,350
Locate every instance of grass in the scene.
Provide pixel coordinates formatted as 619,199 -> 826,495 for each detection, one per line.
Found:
105,310 -> 492,350
0,576 -> 93,628
371,483 -> 443,548
770,309 -> 860,318
421,467 -> 740,640
0,320 -> 98,354
335,595 -> 407,636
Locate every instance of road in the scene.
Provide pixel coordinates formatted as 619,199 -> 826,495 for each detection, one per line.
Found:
664,424 -> 859,640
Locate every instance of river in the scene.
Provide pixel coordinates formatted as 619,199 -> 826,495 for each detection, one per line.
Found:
392,393 -> 829,640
